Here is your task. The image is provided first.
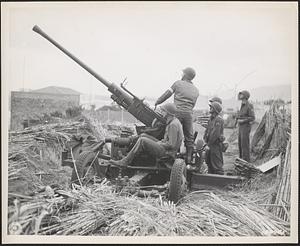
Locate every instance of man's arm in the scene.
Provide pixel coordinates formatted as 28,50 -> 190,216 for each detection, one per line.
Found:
155,89 -> 173,106
155,82 -> 177,106
158,124 -> 178,150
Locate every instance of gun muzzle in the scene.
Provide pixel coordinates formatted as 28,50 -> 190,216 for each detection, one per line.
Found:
32,25 -> 42,33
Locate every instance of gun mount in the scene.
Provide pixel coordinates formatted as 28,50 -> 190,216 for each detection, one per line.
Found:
32,25 -> 166,139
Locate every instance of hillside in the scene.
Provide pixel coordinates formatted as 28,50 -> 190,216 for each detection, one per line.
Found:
79,84 -> 291,110
196,84 -> 291,110
248,84 -> 291,102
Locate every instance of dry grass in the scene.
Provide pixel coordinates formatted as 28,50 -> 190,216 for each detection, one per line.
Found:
271,137 -> 291,221
7,181 -> 289,236
7,113 -> 291,236
8,121 -> 94,195
251,102 -> 291,163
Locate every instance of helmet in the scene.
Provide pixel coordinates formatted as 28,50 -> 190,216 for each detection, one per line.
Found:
210,101 -> 222,114
238,90 -> 250,100
182,67 -> 196,80
160,103 -> 177,116
209,96 -> 222,104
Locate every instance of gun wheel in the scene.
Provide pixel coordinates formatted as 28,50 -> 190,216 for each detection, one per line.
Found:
168,159 -> 187,204
70,151 -> 105,187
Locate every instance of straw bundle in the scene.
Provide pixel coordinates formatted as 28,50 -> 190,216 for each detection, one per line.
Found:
8,186 -> 67,235
8,182 -> 289,236
271,137 -> 291,221
8,115 -> 136,195
108,191 -> 289,236
8,121 -> 95,195
82,112 -> 108,141
83,111 -> 136,139
8,161 -> 27,181
234,171 -> 279,210
251,103 -> 291,162
234,158 -> 262,178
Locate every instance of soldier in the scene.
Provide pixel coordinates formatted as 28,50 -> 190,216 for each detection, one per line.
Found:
208,96 -> 225,142
200,96 -> 223,129
237,90 -> 255,162
109,103 -> 183,167
154,67 -> 199,164
203,101 -> 224,175
209,96 -> 222,105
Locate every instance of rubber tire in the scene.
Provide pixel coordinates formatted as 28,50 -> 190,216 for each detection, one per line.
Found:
168,159 -> 187,204
70,151 -> 100,187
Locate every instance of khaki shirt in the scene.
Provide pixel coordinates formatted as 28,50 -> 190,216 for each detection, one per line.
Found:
203,115 -> 224,147
158,117 -> 183,156
170,80 -> 199,112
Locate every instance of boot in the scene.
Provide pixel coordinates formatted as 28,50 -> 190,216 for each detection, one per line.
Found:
109,155 -> 132,167
185,146 -> 193,164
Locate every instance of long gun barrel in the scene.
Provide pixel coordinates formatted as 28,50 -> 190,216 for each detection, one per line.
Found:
32,25 -> 166,128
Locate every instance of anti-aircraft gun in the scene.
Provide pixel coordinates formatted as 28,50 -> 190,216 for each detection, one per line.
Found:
32,25 -> 166,140
33,26 -> 245,203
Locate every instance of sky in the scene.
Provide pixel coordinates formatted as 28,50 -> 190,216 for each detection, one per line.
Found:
1,2 -> 298,100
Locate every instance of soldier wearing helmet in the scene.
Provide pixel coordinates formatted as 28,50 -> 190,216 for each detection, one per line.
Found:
109,103 -> 183,167
203,101 -> 225,175
198,96 -> 223,129
236,90 -> 255,162
154,67 -> 199,164
209,96 -> 223,105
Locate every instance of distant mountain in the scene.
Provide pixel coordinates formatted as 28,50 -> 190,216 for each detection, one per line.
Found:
32,86 -> 81,95
80,84 -> 291,110
248,84 -> 291,102
202,84 -> 292,110
212,84 -> 291,102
